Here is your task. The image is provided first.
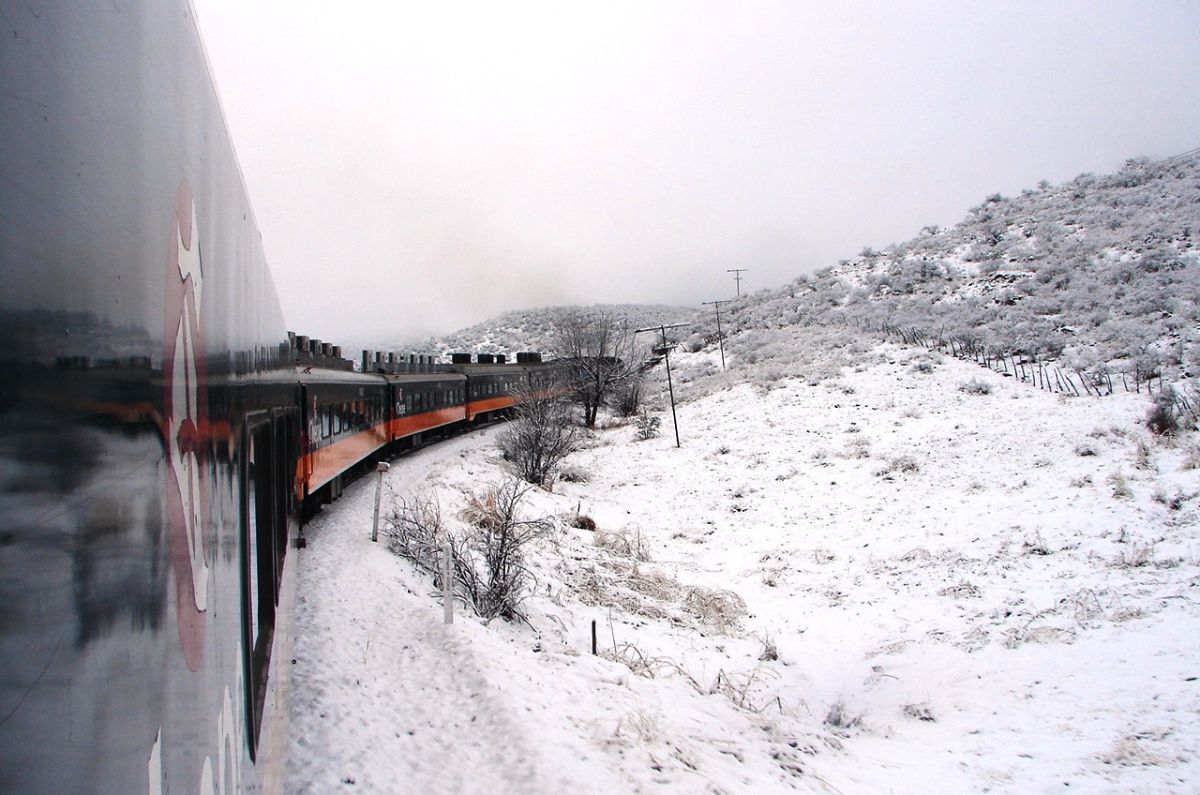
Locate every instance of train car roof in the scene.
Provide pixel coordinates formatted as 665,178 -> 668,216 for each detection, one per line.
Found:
450,363 -> 549,375
380,372 -> 466,384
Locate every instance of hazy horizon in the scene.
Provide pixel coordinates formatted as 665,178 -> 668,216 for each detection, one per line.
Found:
192,0 -> 1200,344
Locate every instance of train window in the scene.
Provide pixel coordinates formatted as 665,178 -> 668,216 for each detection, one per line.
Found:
321,407 -> 331,439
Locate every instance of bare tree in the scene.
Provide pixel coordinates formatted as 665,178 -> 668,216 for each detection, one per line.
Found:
498,382 -> 580,485
552,310 -> 643,427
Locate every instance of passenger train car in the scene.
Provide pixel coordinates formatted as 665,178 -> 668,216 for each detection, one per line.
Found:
0,3 -> 568,792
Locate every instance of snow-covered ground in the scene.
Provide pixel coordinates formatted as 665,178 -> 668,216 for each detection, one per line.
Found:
286,341 -> 1200,794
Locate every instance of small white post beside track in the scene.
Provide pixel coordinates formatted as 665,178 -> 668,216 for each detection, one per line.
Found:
370,461 -> 390,542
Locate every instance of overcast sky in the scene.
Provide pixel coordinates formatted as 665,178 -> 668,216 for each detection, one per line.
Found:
191,0 -> 1200,346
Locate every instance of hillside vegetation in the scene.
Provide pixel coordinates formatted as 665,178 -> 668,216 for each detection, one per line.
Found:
703,152 -> 1200,388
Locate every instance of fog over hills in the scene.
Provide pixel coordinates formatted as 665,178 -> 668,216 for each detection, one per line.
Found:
361,150 -> 1197,393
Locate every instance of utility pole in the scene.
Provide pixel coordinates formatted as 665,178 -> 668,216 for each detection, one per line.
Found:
701,300 -> 728,372
726,268 -> 748,297
634,322 -> 689,448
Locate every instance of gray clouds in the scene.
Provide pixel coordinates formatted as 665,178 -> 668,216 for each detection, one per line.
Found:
192,0 -> 1200,345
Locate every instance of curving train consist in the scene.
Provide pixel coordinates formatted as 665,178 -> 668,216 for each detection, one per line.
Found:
0,3 -> 565,792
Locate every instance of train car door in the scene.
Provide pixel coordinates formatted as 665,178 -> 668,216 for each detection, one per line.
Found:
240,408 -> 294,759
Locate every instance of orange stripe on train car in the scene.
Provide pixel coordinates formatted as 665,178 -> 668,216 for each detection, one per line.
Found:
467,395 -> 518,421
387,406 -> 466,440
298,424 -> 389,492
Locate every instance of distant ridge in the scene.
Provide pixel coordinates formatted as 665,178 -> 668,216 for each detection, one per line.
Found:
396,304 -> 695,360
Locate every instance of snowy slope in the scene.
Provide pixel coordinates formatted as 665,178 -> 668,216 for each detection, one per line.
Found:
286,335 -> 1200,794
696,152 -> 1200,385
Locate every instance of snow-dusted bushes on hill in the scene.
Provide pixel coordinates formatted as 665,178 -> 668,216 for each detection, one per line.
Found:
713,153 -> 1200,383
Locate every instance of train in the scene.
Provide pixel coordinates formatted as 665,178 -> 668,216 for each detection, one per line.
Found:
0,3 -> 567,792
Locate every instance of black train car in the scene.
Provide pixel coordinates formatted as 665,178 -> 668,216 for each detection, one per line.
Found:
1,3 -> 299,791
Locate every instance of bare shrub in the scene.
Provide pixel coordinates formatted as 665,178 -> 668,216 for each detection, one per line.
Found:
633,409 -> 661,441
498,385 -> 580,486
681,585 -> 747,633
458,479 -> 553,622
1022,532 -> 1051,555
557,462 -> 590,483
610,375 -> 644,417
874,454 -> 920,477
758,634 -> 779,662
842,436 -> 871,459
1181,442 -> 1200,470
570,512 -> 596,531
709,667 -> 782,713
383,491 -> 449,573
1131,436 -> 1152,469
1145,389 -> 1182,436
903,703 -> 936,722
1113,543 -> 1154,568
1108,471 -> 1133,499
595,525 -> 650,561
1073,442 -> 1097,457
824,699 -> 862,731
959,378 -> 992,395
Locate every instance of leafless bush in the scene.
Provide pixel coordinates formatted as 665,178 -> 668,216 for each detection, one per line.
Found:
709,667 -> 782,713
602,642 -> 701,691
902,703 -> 936,722
610,375 -> 645,417
1181,442 -> 1200,470
842,436 -> 871,459
959,378 -> 992,395
384,482 -> 553,624
498,385 -> 580,486
383,491 -> 450,573
824,699 -> 862,731
458,480 -> 553,622
1074,442 -> 1097,457
1131,435 -> 1152,469
1146,389 -> 1183,436
1113,543 -> 1155,568
874,454 -> 920,477
594,525 -> 650,561
1108,471 -> 1133,499
681,585 -> 747,632
1022,532 -> 1051,555
570,512 -> 596,531
557,462 -> 591,483
633,409 -> 661,441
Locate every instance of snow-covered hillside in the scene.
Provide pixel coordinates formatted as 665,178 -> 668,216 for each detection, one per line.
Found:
700,152 -> 1200,388
286,334 -> 1200,793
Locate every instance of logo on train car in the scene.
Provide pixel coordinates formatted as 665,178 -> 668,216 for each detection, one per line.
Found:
163,181 -> 210,671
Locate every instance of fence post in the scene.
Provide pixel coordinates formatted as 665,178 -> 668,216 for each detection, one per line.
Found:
370,461 -> 390,542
